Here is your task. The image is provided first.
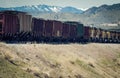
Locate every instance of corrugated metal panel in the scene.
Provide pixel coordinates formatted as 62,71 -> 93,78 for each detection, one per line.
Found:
62,23 -> 70,38
90,27 -> 95,38
102,30 -> 106,39
0,22 -> 3,33
106,31 -> 111,39
99,29 -> 103,39
27,15 -> 32,31
32,18 -> 45,37
3,14 -> 19,34
0,14 -> 3,20
115,32 -> 119,39
118,32 -> 120,39
18,13 -> 23,32
110,31 -> 114,39
52,21 -> 63,37
90,27 -> 97,38
110,31 -> 113,38
94,28 -> 98,38
18,13 -> 32,32
69,24 -> 77,38
44,20 -> 53,37
64,22 -> 84,38
77,23 -> 84,38
84,26 -> 90,39
96,28 -> 102,39
0,16 -> 4,34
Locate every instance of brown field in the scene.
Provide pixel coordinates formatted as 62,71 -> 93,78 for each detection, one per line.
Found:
0,42 -> 120,78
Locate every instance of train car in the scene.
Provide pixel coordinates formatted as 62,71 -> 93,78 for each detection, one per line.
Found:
32,18 -> 45,41
64,22 -> 78,42
64,21 -> 84,42
0,10 -> 32,41
32,19 -> 63,42
0,11 -> 19,41
0,12 -> 19,34
84,26 -> 90,42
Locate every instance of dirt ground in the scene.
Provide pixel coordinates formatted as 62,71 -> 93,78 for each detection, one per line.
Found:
0,42 -> 120,78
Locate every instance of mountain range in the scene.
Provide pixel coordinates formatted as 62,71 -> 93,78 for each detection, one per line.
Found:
0,3 -> 120,30
84,3 -> 120,14
0,5 -> 83,14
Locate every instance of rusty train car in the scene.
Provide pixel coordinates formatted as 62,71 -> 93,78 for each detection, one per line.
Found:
0,10 -> 120,43
0,11 -> 32,41
0,11 -> 19,41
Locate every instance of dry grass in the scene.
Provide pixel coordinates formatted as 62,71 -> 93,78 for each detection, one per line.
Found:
0,42 -> 120,78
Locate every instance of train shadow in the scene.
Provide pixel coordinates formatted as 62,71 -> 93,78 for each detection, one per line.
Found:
1,40 -> 120,45
1,40 -> 90,45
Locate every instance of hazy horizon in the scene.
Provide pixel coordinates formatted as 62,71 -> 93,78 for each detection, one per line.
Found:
0,0 -> 119,10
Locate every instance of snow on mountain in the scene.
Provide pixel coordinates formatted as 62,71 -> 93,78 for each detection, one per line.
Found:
0,4 -> 83,14
49,6 -> 62,13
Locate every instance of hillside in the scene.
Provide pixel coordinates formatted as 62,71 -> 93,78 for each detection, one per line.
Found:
81,3 -> 120,26
35,3 -> 120,30
0,42 -> 120,78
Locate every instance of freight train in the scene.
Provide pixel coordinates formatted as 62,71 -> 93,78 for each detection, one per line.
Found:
0,10 -> 120,43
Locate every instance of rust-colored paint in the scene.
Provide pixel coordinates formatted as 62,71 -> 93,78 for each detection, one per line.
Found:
44,20 -> 53,37
1,13 -> 19,34
0,14 -> 3,20
62,23 -> 70,38
69,24 -> 77,38
52,20 -> 63,37
118,32 -> 120,40
84,26 -> 90,39
32,18 -> 45,37
0,14 -> 3,34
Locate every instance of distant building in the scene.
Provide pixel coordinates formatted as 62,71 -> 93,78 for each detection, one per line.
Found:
101,23 -> 118,27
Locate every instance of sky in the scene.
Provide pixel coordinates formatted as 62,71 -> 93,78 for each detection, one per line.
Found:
0,0 -> 119,10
